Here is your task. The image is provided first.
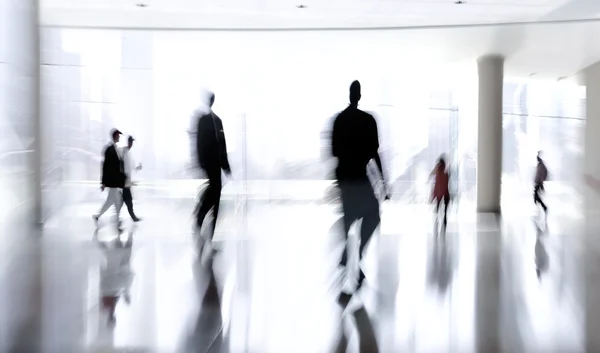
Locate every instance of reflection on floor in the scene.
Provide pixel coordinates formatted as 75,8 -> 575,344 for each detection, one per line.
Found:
1,189 -> 597,353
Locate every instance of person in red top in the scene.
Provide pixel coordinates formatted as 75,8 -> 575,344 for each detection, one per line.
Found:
430,156 -> 450,227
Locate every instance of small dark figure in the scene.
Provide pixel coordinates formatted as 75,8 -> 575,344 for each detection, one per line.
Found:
430,156 -> 450,227
534,151 -> 549,216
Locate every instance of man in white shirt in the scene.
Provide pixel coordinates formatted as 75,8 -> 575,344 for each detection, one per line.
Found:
121,135 -> 142,222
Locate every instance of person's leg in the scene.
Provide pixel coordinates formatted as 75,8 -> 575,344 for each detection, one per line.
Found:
534,184 -> 541,206
114,189 -> 123,226
338,182 -> 355,268
209,171 -> 223,240
337,182 -> 358,303
534,184 -> 548,212
443,194 -> 450,226
538,190 -> 548,213
96,188 -> 117,218
123,188 -> 139,221
196,168 -> 219,231
115,189 -> 123,214
196,182 -> 213,230
359,211 -> 380,260
357,182 -> 380,288
339,211 -> 354,268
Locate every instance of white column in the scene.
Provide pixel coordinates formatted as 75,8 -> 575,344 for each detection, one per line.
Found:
0,0 -> 42,226
32,0 -> 42,225
584,62 -> 600,183
477,55 -> 504,213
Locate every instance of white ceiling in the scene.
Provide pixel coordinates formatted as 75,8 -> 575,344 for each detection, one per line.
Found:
38,0 -> 600,80
40,0 -> 600,30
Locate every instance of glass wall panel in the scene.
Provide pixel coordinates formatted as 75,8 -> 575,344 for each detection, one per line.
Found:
41,28 -> 480,217
501,80 -> 585,212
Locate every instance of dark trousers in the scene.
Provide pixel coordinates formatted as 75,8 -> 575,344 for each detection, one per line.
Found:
436,193 -> 450,225
122,187 -> 138,220
196,168 -> 222,239
338,180 -> 380,280
534,183 -> 547,212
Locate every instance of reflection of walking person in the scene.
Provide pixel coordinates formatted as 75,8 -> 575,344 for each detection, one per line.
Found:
93,128 -> 126,227
195,93 -> 231,248
95,231 -> 134,325
121,135 -> 142,222
332,81 -> 389,300
430,155 -> 450,228
534,151 -> 549,216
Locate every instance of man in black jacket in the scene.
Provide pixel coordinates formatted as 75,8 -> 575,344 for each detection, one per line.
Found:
93,128 -> 126,226
195,93 -> 231,244
332,81 -> 389,299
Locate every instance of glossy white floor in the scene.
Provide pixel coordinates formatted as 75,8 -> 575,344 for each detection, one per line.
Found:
0,183 -> 597,353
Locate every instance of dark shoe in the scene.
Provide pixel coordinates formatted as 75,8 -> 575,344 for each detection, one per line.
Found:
337,292 -> 352,308
357,270 -> 366,289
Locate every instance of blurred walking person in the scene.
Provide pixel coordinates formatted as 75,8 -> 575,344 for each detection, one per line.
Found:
534,151 -> 549,216
332,80 -> 389,300
93,128 -> 125,227
195,93 -> 231,249
430,155 -> 450,228
121,135 -> 143,222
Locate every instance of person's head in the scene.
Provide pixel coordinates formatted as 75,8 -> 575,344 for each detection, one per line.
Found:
438,155 -> 446,170
128,135 -> 135,149
349,80 -> 361,106
537,151 -> 543,163
438,155 -> 446,167
208,92 -> 215,108
111,128 -> 122,143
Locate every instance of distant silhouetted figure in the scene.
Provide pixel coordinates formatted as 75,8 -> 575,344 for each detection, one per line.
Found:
332,80 -> 389,297
430,155 -> 450,227
94,128 -> 125,227
195,93 -> 231,247
534,151 -> 548,216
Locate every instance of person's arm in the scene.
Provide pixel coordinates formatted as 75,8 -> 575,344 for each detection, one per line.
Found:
331,117 -> 340,158
429,165 -> 438,179
100,146 -> 108,191
370,118 -> 389,199
370,119 -> 384,180
219,119 -> 231,175
122,148 -> 131,181
373,154 -> 385,182
196,116 -> 207,169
